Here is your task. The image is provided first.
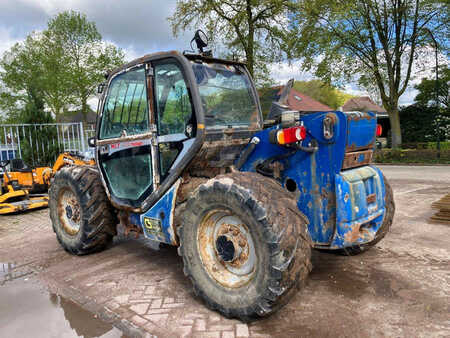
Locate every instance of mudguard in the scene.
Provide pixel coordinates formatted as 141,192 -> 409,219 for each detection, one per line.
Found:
330,166 -> 386,248
129,179 -> 181,245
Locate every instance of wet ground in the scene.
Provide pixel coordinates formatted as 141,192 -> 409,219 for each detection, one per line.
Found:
1,263 -> 124,337
0,165 -> 449,337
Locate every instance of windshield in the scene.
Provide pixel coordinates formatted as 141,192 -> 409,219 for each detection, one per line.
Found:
191,61 -> 259,129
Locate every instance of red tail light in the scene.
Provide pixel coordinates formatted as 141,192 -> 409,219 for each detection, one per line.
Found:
276,125 -> 306,145
376,124 -> 382,137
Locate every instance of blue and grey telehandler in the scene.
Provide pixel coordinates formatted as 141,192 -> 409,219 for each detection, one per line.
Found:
49,32 -> 395,320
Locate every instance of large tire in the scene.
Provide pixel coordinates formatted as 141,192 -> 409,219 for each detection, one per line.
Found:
179,172 -> 312,320
339,174 -> 395,255
49,166 -> 117,255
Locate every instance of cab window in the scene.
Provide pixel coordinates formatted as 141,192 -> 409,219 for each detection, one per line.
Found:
155,63 -> 193,136
154,62 -> 194,178
100,67 -> 148,139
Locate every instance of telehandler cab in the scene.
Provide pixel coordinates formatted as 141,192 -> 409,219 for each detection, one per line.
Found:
49,32 -> 394,319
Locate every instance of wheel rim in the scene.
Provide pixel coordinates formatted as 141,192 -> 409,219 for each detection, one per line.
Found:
197,209 -> 257,288
58,188 -> 81,236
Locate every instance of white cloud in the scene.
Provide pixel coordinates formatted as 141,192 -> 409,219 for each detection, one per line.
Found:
0,27 -> 21,57
269,60 -> 314,85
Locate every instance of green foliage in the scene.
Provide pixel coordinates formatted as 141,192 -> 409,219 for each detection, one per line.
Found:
374,148 -> 450,164
258,87 -> 279,118
0,11 -> 124,122
415,66 -> 449,109
291,0 -> 449,147
13,88 -> 61,166
169,0 -> 296,84
160,85 -> 192,135
44,11 -> 125,121
293,80 -> 353,109
399,104 -> 450,143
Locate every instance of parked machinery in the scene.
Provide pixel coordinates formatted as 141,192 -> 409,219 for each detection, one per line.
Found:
49,32 -> 394,319
0,152 -> 94,214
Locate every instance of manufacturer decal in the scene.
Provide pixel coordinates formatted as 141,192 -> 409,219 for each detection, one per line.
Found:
143,217 -> 162,234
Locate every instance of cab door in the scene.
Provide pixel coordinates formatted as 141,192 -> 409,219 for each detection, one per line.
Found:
96,64 -> 157,209
153,60 -> 196,180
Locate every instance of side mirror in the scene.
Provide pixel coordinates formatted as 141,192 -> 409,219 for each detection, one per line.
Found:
97,83 -> 105,94
88,137 -> 96,148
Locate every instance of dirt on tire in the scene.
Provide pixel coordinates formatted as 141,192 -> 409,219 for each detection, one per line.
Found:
49,166 -> 117,255
178,172 -> 312,320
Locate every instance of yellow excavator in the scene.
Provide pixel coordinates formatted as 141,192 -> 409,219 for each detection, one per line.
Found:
0,152 -> 94,214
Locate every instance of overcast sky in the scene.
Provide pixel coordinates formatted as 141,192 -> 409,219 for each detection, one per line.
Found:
0,0 -> 440,106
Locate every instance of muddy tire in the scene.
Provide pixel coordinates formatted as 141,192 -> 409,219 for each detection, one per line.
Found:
49,166 -> 117,255
339,174 -> 395,255
178,172 -> 312,320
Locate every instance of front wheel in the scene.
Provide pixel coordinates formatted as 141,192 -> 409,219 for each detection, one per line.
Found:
49,166 -> 117,255
178,172 -> 311,320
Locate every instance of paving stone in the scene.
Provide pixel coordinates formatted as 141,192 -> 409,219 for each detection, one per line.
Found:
130,315 -> 148,327
236,324 -> 249,337
150,298 -> 163,309
210,324 -> 235,331
194,318 -> 207,331
145,313 -> 169,325
130,303 -> 150,315
222,331 -> 235,338
114,295 -> 129,304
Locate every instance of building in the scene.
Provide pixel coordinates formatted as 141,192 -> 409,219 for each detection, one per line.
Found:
56,109 -> 98,129
259,80 -> 332,117
342,96 -> 390,138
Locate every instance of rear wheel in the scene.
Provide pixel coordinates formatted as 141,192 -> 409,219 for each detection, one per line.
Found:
179,172 -> 311,320
49,166 -> 117,255
339,174 -> 395,255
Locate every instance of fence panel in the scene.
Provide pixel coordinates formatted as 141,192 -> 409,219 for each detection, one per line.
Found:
0,122 -> 89,166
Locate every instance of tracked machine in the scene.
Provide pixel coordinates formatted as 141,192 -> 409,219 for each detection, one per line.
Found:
49,31 -> 395,319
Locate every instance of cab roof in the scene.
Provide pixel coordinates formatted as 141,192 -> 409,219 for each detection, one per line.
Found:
106,50 -> 247,79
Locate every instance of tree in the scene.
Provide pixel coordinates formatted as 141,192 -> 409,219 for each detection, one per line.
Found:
169,0 -> 296,84
415,65 -> 449,109
0,11 -> 124,122
293,80 -> 354,109
44,11 -> 124,122
291,0 -> 448,147
400,104 -> 450,143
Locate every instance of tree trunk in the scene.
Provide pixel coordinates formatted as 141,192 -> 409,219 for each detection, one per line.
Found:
246,0 -> 254,78
387,107 -> 402,148
81,96 -> 88,123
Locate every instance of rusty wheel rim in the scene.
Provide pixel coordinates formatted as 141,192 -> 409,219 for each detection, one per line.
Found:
58,188 -> 81,236
197,210 -> 257,288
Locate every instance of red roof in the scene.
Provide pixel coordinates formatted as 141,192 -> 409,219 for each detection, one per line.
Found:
277,88 -> 332,112
342,96 -> 387,113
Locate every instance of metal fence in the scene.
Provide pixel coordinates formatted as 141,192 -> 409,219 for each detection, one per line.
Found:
0,122 -> 92,166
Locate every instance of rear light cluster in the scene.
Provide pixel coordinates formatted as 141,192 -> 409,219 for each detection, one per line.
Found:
270,125 -> 306,145
376,124 -> 383,137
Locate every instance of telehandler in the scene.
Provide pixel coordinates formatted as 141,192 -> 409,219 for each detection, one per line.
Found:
0,160 -> 48,214
49,31 -> 394,319
0,152 -> 93,214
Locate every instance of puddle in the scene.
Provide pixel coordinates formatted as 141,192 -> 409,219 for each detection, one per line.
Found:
0,263 -> 125,338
